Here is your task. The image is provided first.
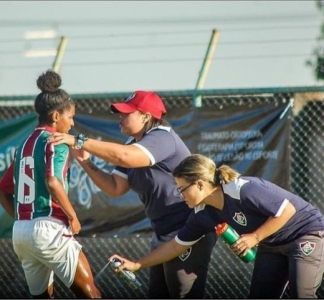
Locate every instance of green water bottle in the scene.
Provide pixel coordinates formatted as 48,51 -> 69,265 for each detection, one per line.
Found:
215,222 -> 256,263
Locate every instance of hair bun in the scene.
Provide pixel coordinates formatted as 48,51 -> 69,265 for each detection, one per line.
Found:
36,69 -> 62,93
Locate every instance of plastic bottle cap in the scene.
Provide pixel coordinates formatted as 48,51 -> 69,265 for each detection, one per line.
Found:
215,222 -> 228,235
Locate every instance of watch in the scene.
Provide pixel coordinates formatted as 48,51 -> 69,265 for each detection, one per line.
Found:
76,133 -> 88,149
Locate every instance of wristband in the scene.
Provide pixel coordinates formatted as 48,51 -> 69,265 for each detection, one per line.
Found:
76,133 -> 88,149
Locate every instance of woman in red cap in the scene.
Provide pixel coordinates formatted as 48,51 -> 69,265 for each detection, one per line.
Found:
48,90 -> 217,298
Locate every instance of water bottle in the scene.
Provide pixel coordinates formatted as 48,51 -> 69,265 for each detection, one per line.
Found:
110,258 -> 142,289
215,222 -> 256,263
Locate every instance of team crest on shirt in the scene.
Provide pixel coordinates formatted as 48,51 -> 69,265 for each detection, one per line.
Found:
178,247 -> 192,261
233,212 -> 247,226
125,93 -> 136,102
299,241 -> 316,256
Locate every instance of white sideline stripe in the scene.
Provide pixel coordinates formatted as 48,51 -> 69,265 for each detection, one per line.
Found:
0,100 -> 34,106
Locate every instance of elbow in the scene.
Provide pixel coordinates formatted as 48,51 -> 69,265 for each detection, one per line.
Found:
171,239 -> 191,258
103,188 -> 128,198
114,155 -> 135,168
114,146 -> 149,168
277,200 -> 296,219
287,202 -> 297,217
45,177 -> 60,193
98,176 -> 127,198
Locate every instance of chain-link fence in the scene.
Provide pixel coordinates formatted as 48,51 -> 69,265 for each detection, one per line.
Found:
0,87 -> 323,298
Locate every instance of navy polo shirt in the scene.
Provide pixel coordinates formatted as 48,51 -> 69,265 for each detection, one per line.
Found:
112,126 -> 191,236
176,177 -> 324,246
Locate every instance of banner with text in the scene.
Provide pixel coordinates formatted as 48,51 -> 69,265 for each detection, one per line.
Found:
189,102 -> 291,188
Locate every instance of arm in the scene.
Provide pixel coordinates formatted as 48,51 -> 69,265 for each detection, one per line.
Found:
49,133 -> 151,168
0,191 -> 14,218
253,201 -> 296,241
232,201 -> 296,256
70,147 -> 131,197
0,162 -> 15,218
109,238 -> 190,272
46,176 -> 80,234
83,140 -> 151,168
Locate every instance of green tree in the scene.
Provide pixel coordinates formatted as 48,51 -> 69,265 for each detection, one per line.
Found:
306,0 -> 324,80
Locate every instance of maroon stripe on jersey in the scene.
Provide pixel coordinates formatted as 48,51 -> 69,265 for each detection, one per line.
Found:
17,130 -> 42,220
45,142 -> 55,178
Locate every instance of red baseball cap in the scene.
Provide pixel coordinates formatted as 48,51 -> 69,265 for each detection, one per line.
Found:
110,90 -> 167,119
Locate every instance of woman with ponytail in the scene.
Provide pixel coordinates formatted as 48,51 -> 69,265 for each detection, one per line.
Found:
110,153 -> 324,299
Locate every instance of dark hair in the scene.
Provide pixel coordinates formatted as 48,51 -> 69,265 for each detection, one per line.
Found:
34,70 -> 75,125
143,114 -> 170,132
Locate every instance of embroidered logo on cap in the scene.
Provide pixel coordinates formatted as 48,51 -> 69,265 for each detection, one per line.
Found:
300,241 -> 316,256
125,93 -> 136,102
233,212 -> 247,226
179,247 -> 192,261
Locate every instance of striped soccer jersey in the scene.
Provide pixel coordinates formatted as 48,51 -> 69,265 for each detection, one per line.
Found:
0,126 -> 70,224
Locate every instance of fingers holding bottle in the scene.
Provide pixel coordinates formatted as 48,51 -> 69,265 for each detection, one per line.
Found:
231,233 -> 258,257
108,255 -> 141,272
